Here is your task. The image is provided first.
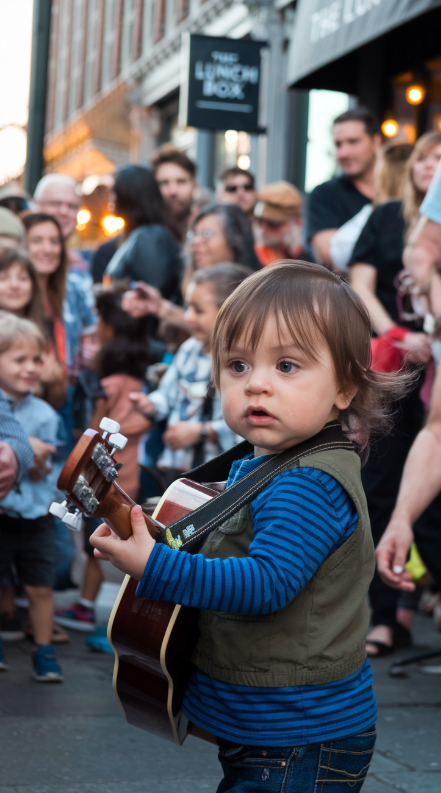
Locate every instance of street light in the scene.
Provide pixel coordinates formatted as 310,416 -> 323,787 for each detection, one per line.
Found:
102,216 -> 125,235
406,85 -> 425,105
381,119 -> 399,138
77,209 -> 91,231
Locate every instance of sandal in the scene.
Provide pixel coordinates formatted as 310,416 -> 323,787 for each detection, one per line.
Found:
366,623 -> 412,658
25,622 -> 70,644
366,640 -> 394,658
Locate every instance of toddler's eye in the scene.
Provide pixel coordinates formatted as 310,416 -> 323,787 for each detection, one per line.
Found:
277,360 -> 297,374
230,360 -> 248,374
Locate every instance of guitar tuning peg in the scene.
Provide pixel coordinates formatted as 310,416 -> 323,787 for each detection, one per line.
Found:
108,433 -> 128,454
99,417 -> 120,439
62,510 -> 83,532
49,500 -> 68,520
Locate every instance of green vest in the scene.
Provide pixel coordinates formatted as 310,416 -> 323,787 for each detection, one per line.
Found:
192,446 -> 375,687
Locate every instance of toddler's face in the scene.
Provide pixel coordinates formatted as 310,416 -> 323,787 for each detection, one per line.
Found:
0,337 -> 43,400
185,283 -> 219,341
219,314 -> 353,457
0,263 -> 33,314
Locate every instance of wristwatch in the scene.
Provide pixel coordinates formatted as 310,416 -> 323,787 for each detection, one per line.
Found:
200,422 -> 209,440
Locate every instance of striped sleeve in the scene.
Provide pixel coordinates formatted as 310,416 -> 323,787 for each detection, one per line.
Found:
136,467 -> 358,614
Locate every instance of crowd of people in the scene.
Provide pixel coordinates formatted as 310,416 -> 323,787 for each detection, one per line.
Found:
0,109 -> 440,716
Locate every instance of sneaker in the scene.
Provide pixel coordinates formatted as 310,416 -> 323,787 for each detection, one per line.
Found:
0,611 -> 25,642
54,602 -> 96,632
86,626 -> 113,654
0,638 -> 8,671
32,645 -> 63,682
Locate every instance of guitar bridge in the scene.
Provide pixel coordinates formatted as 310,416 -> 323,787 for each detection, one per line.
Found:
92,443 -> 118,482
73,475 -> 99,513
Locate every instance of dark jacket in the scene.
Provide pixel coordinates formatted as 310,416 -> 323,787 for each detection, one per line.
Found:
105,224 -> 183,300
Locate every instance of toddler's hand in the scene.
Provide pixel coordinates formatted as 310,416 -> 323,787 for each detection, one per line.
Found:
90,505 -> 155,580
29,437 -> 56,475
129,392 -> 156,417
163,421 -> 202,450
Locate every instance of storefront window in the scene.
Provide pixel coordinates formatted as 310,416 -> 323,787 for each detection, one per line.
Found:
387,61 -> 441,143
305,89 -> 350,193
214,130 -> 252,182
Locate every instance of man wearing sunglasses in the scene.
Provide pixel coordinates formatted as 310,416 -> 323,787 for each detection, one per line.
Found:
217,167 -> 257,220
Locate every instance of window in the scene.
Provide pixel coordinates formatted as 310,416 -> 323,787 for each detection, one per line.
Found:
121,0 -> 136,71
142,0 -> 153,52
305,89 -> 350,193
101,0 -> 116,87
152,0 -> 165,43
176,0 -> 189,24
53,0 -> 71,128
68,0 -> 85,117
84,0 -> 99,103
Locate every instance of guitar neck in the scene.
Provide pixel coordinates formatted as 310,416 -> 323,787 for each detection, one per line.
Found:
94,480 -> 164,542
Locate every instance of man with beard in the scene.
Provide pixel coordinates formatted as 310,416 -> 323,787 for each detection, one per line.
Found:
150,144 -> 197,245
306,107 -> 382,269
253,181 -> 310,266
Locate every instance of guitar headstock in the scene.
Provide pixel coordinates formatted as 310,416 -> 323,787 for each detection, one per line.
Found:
50,417 -> 128,531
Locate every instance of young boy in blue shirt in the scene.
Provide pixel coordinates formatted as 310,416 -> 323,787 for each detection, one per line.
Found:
0,313 -> 65,681
91,261 -> 404,791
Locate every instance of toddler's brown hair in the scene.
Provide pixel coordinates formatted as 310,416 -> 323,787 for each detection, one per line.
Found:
211,260 -> 411,454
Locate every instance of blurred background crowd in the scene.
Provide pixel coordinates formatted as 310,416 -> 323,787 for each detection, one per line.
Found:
1,102 -> 441,683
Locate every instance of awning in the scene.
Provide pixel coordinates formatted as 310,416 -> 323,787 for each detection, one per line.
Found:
288,0 -> 441,88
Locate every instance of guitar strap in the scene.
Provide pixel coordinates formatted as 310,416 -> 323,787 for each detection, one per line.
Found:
157,421 -> 354,553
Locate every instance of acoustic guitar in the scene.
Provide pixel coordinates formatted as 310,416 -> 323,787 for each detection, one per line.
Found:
50,417 -> 219,746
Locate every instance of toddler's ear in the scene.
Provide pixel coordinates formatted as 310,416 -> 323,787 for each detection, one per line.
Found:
334,385 -> 358,411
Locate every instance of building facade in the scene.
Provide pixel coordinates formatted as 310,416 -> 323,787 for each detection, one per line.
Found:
43,0 -> 300,190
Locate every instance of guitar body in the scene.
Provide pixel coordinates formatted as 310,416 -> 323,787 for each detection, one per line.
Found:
107,477 -> 219,746
54,424 -> 225,745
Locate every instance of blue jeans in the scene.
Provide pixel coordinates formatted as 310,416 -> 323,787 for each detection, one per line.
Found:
216,726 -> 376,792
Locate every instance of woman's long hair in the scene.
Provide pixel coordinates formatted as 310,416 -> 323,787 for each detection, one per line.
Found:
375,142 -> 413,204
22,212 -> 68,318
113,165 -> 169,233
402,131 -> 441,230
0,246 -> 45,326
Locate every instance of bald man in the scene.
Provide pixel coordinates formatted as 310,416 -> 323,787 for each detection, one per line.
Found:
34,174 -> 81,242
34,173 -> 92,274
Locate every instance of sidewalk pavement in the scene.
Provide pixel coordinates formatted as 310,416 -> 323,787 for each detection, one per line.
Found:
0,612 -> 440,792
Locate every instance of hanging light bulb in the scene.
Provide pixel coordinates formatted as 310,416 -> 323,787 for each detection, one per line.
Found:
102,216 -> 125,235
381,119 -> 399,138
406,85 -> 425,105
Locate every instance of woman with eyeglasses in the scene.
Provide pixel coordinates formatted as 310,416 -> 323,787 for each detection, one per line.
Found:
122,204 -> 260,331
187,204 -> 261,277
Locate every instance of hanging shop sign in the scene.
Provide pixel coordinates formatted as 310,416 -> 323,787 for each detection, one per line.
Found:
182,34 -> 264,133
287,0 -> 441,87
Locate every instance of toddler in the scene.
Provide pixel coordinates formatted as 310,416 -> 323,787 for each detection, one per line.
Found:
130,263 -> 252,479
92,262 -> 408,791
0,312 -> 65,681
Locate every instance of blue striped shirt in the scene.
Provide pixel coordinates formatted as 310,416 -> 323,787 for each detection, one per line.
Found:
136,455 -> 377,745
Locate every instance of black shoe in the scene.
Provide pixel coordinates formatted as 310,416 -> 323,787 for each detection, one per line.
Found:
0,612 -> 25,642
